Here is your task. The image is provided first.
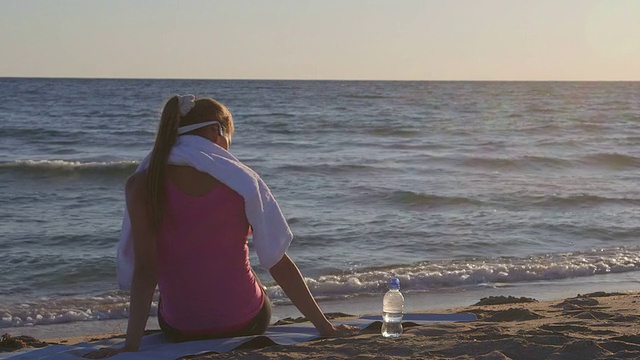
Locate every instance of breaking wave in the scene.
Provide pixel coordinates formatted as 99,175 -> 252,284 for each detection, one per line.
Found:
2,247 -> 639,328
0,160 -> 138,177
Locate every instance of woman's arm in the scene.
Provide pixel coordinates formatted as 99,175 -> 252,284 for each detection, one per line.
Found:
85,174 -> 158,359
269,254 -> 357,337
122,173 -> 159,351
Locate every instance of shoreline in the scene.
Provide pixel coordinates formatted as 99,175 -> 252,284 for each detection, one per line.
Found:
4,288 -> 640,359
4,272 -> 640,342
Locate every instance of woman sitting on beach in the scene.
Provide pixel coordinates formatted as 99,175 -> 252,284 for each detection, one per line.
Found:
85,95 -> 357,358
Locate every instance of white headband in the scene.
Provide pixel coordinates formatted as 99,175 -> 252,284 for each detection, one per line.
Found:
177,94 -> 196,117
175,94 -> 225,136
177,121 -> 222,135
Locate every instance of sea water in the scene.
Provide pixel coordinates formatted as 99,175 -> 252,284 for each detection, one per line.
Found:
1,79 -> 639,332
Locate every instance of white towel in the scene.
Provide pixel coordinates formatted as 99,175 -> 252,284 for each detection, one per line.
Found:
116,135 -> 293,290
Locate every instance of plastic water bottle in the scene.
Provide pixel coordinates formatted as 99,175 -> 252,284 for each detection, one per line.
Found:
381,277 -> 404,338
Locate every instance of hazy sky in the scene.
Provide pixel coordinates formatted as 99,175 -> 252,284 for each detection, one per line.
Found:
2,0 -> 639,80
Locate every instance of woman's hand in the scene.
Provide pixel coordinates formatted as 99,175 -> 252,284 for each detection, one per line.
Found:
83,347 -> 129,359
269,255 -> 362,339
319,323 -> 361,338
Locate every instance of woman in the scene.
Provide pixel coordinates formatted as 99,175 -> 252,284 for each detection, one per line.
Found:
86,95 -> 357,358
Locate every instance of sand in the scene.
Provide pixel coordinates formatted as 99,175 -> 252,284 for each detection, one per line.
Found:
3,291 -> 640,359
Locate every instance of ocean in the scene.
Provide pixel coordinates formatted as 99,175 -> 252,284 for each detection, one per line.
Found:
1,79 -> 639,334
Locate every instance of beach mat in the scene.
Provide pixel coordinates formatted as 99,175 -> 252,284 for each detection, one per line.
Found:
3,313 -> 476,359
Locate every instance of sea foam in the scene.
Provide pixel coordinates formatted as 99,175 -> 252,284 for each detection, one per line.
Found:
0,159 -> 138,177
2,247 -> 639,328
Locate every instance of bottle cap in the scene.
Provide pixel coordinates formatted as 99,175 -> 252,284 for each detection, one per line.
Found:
389,277 -> 400,289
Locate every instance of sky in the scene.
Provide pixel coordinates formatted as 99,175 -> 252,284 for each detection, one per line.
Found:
1,0 -> 639,81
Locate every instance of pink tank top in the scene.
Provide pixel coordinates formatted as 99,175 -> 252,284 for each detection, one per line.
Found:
156,180 -> 264,334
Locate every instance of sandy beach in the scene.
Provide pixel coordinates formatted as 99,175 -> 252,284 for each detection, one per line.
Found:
3,291 -> 640,359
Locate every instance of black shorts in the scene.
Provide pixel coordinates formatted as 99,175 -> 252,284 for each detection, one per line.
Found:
158,295 -> 272,342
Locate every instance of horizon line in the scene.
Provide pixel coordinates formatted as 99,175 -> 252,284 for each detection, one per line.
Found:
1,76 -> 638,82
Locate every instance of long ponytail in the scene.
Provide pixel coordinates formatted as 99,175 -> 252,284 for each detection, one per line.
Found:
147,96 -> 180,228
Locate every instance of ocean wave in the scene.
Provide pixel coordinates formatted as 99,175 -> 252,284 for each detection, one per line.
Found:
0,126 -> 153,139
0,255 -> 117,296
265,247 -> 640,303
0,292 -> 141,328
385,190 -> 484,208
2,248 -> 639,328
277,163 -> 377,175
365,128 -> 421,137
0,160 -> 138,177
520,123 -> 564,134
241,112 -> 297,118
461,156 -> 573,170
580,153 -> 640,169
0,127 -> 85,139
343,94 -> 389,99
525,106 -> 563,114
524,194 -> 640,208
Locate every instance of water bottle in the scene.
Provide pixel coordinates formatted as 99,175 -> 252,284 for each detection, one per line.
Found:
381,277 -> 404,338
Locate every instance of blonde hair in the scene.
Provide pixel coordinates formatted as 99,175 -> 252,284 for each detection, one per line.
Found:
147,96 -> 234,228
